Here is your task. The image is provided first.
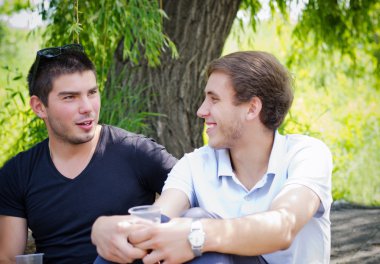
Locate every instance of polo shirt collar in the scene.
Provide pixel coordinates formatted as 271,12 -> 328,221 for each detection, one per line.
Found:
215,148 -> 234,177
267,130 -> 287,176
215,130 -> 287,178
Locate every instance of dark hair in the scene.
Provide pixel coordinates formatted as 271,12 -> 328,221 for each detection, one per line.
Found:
27,50 -> 96,106
207,51 -> 293,130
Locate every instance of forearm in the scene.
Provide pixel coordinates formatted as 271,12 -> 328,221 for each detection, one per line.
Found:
203,185 -> 321,256
0,216 -> 27,263
154,189 -> 190,218
203,209 -> 295,256
0,256 -> 15,264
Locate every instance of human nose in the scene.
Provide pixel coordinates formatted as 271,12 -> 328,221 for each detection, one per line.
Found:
79,96 -> 92,114
197,99 -> 209,118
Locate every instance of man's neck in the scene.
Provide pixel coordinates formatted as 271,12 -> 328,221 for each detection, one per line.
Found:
229,129 -> 275,190
48,125 -> 102,179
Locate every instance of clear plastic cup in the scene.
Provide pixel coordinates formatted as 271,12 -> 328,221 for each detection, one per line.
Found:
15,253 -> 44,264
128,205 -> 161,223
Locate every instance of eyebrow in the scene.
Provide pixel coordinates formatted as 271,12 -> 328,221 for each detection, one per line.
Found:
206,90 -> 219,97
57,86 -> 98,96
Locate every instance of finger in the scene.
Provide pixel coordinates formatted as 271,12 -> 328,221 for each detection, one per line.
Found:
118,219 -> 154,235
131,217 -> 156,225
97,247 -> 133,264
118,237 -> 148,260
128,225 -> 155,245
98,234 -> 147,262
143,249 -> 164,264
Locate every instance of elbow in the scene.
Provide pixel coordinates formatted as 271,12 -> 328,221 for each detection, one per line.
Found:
277,210 -> 298,250
279,235 -> 294,250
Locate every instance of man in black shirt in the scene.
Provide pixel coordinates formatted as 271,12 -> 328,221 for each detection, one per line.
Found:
0,44 -> 177,264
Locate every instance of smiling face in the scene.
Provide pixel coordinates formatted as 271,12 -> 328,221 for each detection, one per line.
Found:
39,70 -> 100,145
197,71 -> 249,149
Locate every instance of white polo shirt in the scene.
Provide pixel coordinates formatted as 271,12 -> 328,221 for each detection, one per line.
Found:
163,131 -> 332,264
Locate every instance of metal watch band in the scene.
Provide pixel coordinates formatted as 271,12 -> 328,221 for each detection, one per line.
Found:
188,220 -> 205,257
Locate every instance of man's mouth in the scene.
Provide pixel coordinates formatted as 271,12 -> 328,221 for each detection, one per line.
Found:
205,123 -> 216,129
77,121 -> 92,125
76,119 -> 94,127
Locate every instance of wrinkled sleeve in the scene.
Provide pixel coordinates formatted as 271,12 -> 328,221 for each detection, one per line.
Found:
162,154 -> 196,206
134,137 -> 178,194
0,157 -> 26,218
285,139 -> 333,217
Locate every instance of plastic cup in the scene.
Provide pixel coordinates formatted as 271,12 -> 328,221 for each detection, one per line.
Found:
15,253 -> 44,264
128,205 -> 161,223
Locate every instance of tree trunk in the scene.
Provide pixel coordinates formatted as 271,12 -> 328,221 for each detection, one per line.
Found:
112,0 -> 241,158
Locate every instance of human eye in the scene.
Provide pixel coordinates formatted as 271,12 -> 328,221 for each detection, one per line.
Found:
210,96 -> 219,103
89,89 -> 98,96
62,95 -> 75,101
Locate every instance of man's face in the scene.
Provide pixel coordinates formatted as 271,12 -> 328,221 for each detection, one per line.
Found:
197,71 -> 248,149
43,70 -> 100,145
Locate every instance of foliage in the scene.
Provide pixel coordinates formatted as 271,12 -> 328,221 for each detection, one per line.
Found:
239,0 -> 262,31
99,65 -> 160,134
0,0 -> 31,15
293,0 -> 379,53
237,1 -> 380,81
0,19 -> 46,165
36,0 -> 178,87
289,1 -> 380,79
0,66 -> 46,166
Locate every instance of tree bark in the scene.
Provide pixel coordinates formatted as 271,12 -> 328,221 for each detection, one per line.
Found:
112,0 -> 241,158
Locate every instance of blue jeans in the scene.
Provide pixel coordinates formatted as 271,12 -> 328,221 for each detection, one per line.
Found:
94,208 -> 268,264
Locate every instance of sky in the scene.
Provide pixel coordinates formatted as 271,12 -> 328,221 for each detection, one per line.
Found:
0,0 -> 45,29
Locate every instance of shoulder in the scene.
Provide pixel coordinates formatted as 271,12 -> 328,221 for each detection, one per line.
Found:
101,125 -> 176,161
181,145 -> 218,164
285,134 -> 331,156
101,125 -> 140,142
101,125 -> 154,148
2,140 -> 48,167
0,139 -> 48,179
281,134 -> 333,172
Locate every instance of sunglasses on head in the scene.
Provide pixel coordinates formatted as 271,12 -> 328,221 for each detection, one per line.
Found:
30,44 -> 85,93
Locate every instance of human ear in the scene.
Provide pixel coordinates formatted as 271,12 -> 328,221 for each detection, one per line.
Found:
246,96 -> 262,120
30,95 -> 47,119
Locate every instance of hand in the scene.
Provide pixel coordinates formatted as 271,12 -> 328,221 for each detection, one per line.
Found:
91,215 -> 148,263
128,218 -> 195,264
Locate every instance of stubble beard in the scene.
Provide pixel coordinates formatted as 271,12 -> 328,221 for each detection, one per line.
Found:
47,117 -> 98,145
210,119 -> 243,149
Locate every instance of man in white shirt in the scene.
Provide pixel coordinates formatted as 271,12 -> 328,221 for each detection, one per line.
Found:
91,51 -> 332,264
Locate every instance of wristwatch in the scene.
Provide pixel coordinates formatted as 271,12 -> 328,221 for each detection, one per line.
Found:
188,220 -> 205,257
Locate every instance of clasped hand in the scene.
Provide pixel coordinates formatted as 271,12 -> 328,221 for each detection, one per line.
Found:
92,216 -> 195,264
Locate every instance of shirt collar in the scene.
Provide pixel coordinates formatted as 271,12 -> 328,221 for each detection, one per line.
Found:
213,130 -> 287,179
215,149 -> 234,177
267,130 -> 287,176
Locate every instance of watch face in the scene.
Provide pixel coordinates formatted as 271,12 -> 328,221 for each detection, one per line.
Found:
189,230 -> 205,247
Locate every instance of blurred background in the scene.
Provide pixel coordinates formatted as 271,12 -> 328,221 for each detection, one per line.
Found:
0,0 -> 379,205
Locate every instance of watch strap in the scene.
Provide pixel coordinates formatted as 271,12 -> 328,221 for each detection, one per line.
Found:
189,220 -> 205,257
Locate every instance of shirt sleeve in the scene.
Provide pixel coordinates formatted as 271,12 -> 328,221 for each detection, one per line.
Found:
0,156 -> 26,218
285,138 -> 333,217
134,137 -> 178,194
162,154 -> 196,206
